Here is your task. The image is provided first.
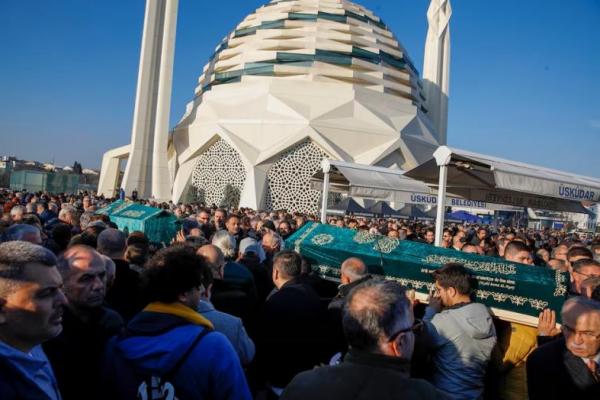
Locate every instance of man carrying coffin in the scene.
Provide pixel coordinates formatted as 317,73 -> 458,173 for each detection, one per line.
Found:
420,263 -> 497,399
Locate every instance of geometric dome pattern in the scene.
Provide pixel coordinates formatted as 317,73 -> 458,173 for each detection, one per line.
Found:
170,0 -> 441,210
195,0 -> 428,108
265,140 -> 329,213
191,138 -> 246,207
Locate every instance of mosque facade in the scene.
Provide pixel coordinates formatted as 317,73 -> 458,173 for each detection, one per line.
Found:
98,0 -> 451,213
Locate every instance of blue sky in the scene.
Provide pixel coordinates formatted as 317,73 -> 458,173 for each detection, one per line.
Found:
1,0 -> 599,177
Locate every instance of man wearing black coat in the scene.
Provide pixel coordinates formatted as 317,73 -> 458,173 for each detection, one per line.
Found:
281,280 -> 440,400
97,228 -> 142,321
328,257 -> 371,353
44,245 -> 123,400
527,297 -> 600,399
256,250 -> 334,393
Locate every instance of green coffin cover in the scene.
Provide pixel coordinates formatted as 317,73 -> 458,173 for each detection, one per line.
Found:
285,223 -> 568,320
95,200 -> 128,216
97,202 -> 178,244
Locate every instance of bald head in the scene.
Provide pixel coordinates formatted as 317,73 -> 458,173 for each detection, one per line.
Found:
58,245 -> 105,277
58,245 -> 106,308
340,257 -> 368,285
197,244 -> 225,280
343,280 -> 413,357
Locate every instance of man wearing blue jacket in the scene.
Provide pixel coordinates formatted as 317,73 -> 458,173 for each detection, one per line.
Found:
103,245 -> 251,400
0,241 -> 68,400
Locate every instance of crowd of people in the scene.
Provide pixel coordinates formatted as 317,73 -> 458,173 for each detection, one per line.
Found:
1,188 -> 600,399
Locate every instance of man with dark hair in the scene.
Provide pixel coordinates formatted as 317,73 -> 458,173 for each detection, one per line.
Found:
36,202 -> 56,226
421,263 -> 496,399
104,245 -> 251,400
470,227 -> 487,247
281,280 -> 440,400
43,245 -> 123,400
424,228 -> 435,244
225,214 -> 242,245
570,259 -> 600,296
452,233 -> 465,251
257,250 -> 333,394
441,229 -> 453,248
195,208 -> 214,239
552,241 -> 569,261
98,228 -> 141,321
214,208 -> 227,231
0,241 -> 67,399
566,246 -> 594,275
504,240 -> 534,265
527,297 -> 600,398
278,220 -> 293,240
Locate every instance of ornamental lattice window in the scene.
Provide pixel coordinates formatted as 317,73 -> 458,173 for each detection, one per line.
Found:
191,138 -> 246,207
265,140 -> 328,214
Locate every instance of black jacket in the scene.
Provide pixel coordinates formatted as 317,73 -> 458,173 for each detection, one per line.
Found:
43,306 -> 124,400
327,275 -> 373,353
281,350 -> 441,400
256,279 -> 334,387
105,259 -> 142,321
238,254 -> 272,304
527,337 -> 600,399
328,275 -> 373,314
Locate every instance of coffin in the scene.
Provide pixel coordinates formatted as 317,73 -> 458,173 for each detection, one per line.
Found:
285,222 -> 568,326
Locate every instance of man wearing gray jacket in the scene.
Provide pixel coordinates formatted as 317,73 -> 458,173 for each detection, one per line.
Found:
421,263 -> 497,399
198,299 -> 255,365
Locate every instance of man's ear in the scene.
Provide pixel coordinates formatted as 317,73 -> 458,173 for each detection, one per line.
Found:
448,287 -> 458,298
177,291 -> 190,304
390,336 -> 403,357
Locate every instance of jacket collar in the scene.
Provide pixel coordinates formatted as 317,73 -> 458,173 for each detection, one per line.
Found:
338,275 -> 372,297
561,338 -> 598,388
143,302 -> 213,329
197,300 -> 216,313
344,349 -> 411,376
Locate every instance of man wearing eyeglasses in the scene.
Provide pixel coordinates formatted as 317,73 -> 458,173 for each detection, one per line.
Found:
420,263 -> 496,399
281,280 -> 441,400
527,297 -> 600,398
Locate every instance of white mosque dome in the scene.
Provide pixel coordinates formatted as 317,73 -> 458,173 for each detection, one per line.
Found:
169,0 -> 441,212
192,0 -> 428,110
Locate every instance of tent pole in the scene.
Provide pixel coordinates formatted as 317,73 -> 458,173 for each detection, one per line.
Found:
434,164 -> 448,246
320,163 -> 331,224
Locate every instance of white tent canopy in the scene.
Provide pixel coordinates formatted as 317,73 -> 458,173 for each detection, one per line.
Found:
405,146 -> 600,245
312,159 -> 431,202
313,159 -> 520,223
314,159 -> 430,222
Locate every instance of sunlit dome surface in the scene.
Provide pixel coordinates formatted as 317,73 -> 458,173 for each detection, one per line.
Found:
193,0 -> 427,112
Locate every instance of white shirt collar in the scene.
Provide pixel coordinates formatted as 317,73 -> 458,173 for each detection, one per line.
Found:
581,353 -> 600,366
